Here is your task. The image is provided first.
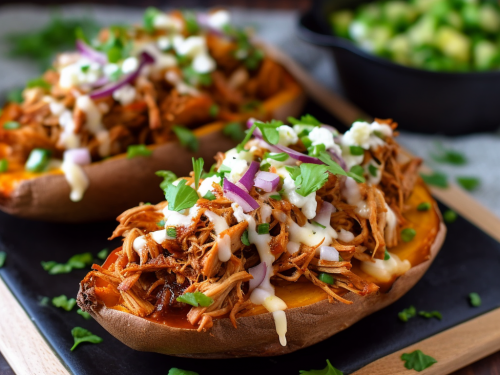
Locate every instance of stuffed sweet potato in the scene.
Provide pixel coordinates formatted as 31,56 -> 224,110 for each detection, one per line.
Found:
78,116 -> 445,357
0,9 -> 304,222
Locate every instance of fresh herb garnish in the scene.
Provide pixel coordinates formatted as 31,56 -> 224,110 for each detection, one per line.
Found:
70,327 -> 103,351
176,291 -> 213,307
269,194 -> 282,201
301,135 -> 312,148
349,145 -> 364,156
241,230 -> 250,246
77,309 -> 92,320
260,162 -> 270,172
0,251 -> 6,268
183,11 -> 200,34
156,170 -> 177,191
192,157 -> 204,190
420,171 -> 448,188
293,164 -> 329,197
157,219 -> 166,228
52,295 -> 76,311
26,77 -> 51,90
143,7 -> 161,33
431,142 -> 467,165
41,252 -> 93,275
349,165 -> 365,182
318,152 -> 365,183
7,88 -> 23,103
168,368 -> 199,375
299,359 -> 343,375
417,202 -> 431,211
0,159 -> 8,173
419,310 -> 442,320
398,305 -> 416,322
401,228 -> 416,242
456,176 -> 480,191
209,104 -> 219,117
318,273 -> 335,285
164,179 -> 199,212
308,144 -> 326,157
384,249 -> 391,260
257,223 -> 270,234
172,125 -> 199,152
3,121 -> 21,130
312,220 -> 326,229
368,164 -> 378,177
127,144 -> 152,159
182,66 -> 212,87
469,292 -> 481,307
167,227 -> 177,238
97,249 -> 109,260
222,122 -> 246,142
444,209 -> 457,223
80,64 -> 90,73
401,350 -> 437,372
254,120 -> 283,145
203,191 -> 216,201
25,148 -> 51,172
264,152 -> 289,162
287,114 -> 321,126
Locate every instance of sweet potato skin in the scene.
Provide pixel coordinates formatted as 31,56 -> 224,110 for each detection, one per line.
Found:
77,214 -> 446,358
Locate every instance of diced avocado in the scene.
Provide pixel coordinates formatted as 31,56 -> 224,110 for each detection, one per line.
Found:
407,15 -> 437,46
474,40 -> 498,70
479,4 -> 500,33
435,26 -> 471,62
330,10 -> 354,38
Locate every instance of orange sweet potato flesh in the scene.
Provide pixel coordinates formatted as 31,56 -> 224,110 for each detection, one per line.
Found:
77,180 -> 446,358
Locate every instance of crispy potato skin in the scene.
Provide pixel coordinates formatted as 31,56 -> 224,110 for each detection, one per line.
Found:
0,88 -> 305,222
77,209 -> 446,358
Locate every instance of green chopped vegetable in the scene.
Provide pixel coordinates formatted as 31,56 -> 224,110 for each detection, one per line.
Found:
444,209 -> 457,223
420,172 -> 448,188
349,165 -> 365,179
172,126 -> 199,152
203,191 -> 216,201
401,228 -> 416,242
257,223 -> 270,234
157,219 -> 166,228
368,164 -> 378,177
398,305 -> 416,322
183,11 -> 200,34
182,66 -> 212,86
419,310 -> 442,320
77,309 -> 92,320
143,7 -> 161,33
156,170 -> 177,191
127,144 -> 152,159
269,194 -> 282,201
431,143 -> 467,165
293,164 -> 329,197
26,77 -> 51,90
401,350 -> 437,371
287,114 -> 321,126
168,368 -> 199,375
222,122 -> 246,142
349,145 -> 364,156
7,88 -> 24,103
384,249 -> 391,260
41,252 -> 93,275
3,121 -> 21,130
164,179 -> 199,212
318,273 -> 335,285
312,221 -> 326,229
254,120 -> 283,145
299,359 -> 343,375
176,291 -> 213,307
469,292 -> 481,307
25,148 -> 51,172
457,176 -> 480,191
0,251 -> 6,268
67,253 -> 93,269
192,157 -> 204,190
209,104 -> 219,117
70,327 -> 103,351
241,230 -> 250,246
52,295 -> 76,312
0,159 -> 8,173
264,152 -> 289,162
417,202 -> 431,211
97,249 -> 109,260
167,227 -> 177,238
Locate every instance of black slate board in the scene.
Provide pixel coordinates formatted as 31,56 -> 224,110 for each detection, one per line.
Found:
1,102 -> 500,375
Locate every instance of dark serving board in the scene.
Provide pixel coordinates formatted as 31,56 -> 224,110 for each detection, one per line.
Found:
1,100 -> 500,375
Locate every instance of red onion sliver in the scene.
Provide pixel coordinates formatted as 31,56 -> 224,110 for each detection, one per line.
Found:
328,149 -> 347,171
238,161 -> 260,191
223,178 -> 259,212
76,40 -> 107,65
63,148 -> 91,166
313,201 -> 335,227
89,51 -> 155,100
248,262 -> 267,291
254,171 -> 279,192
273,144 -> 324,165
319,246 -> 339,262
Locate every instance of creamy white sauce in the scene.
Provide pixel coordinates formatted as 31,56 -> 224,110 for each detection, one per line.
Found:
360,252 -> 411,282
282,174 -> 317,220
276,125 -> 298,146
341,177 -> 370,218
58,110 -> 81,149
162,204 -> 201,227
133,228 -> 176,254
198,175 -> 222,197
288,219 -> 338,249
153,13 -> 183,31
221,149 -> 253,183
61,160 -> 89,202
338,228 -> 355,243
112,84 -> 137,106
192,53 -> 216,74
208,10 -> 231,29
286,241 -> 301,255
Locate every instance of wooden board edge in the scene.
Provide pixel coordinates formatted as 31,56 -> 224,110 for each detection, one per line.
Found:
352,307 -> 500,375
0,277 -> 71,375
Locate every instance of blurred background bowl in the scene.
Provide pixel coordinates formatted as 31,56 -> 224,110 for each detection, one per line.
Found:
298,0 -> 500,135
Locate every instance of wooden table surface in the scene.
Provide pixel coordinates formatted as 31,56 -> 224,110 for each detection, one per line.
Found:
0,0 -> 498,373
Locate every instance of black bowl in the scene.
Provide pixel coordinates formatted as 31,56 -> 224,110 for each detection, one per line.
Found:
298,0 -> 500,135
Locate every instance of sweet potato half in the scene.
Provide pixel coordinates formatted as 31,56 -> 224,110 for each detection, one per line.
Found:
78,180 -> 445,358
0,81 -> 304,222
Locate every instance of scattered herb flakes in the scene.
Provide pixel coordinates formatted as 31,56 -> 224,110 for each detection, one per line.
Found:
349,145 -> 364,156
420,171 -> 448,188
97,248 -> 109,260
127,144 -> 152,159
176,291 -> 213,307
398,305 -> 416,322
241,230 -> 250,246
368,164 -> 378,177
417,202 -> 431,211
156,170 -> 177,191
70,327 -> 103,351
192,157 -> 204,190
299,359 -> 343,375
181,66 -> 212,86
52,295 -> 76,311
168,368 -> 199,375
41,252 -> 93,274
384,249 -> 391,260
0,251 -> 6,268
143,7 -> 161,34
257,223 -> 270,234
172,126 -> 199,152
431,142 -> 467,165
294,164 -> 329,197
469,292 -> 481,307
401,228 -> 416,242
401,350 -> 437,372
222,122 -> 246,142
164,179 -> 199,212
419,310 -> 442,320
209,104 -> 219,117
456,176 -> 480,191
77,309 -> 92,320
318,273 -> 335,285
3,121 -> 21,130
443,209 -> 457,223
203,191 -> 216,201
287,114 -> 321,126
167,227 -> 177,238
0,159 -> 8,173
7,88 -> 24,103
269,194 -> 282,201
67,252 -> 93,269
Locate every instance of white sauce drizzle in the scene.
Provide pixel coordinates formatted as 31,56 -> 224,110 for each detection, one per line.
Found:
61,160 -> 89,202
360,252 -> 411,282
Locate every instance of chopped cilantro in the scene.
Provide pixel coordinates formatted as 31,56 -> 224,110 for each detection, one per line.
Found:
349,165 -> 365,180
127,144 -> 152,159
164,179 -> 199,212
167,227 -> 177,238
223,122 -> 246,142
257,223 -> 270,234
168,368 -> 199,375
368,164 -> 378,177
287,114 -> 321,126
203,191 -> 216,201
156,170 -> 177,191
183,11 -> 200,34
260,162 -> 270,171
254,120 -> 283,145
70,327 -> 103,351
7,88 -> 23,103
456,176 -> 480,191
264,152 -> 289,162
294,164 -> 329,197
417,202 -> 431,211
241,230 -> 250,246
419,310 -> 442,320
0,159 -> 8,173
431,142 -> 467,165
349,145 -> 364,156
192,157 -> 204,190
26,77 -> 51,90
401,350 -> 437,371
384,249 -> 391,260
469,292 -> 481,307
97,249 -> 109,260
299,359 -> 343,375
0,251 -> 6,268
420,172 -> 448,188
52,295 -> 76,311
41,252 -> 93,275
157,219 -> 166,228
77,309 -> 92,320
318,273 -> 335,285
176,291 -> 213,307
269,194 -> 282,201
444,209 -> 457,223
182,66 -> 212,87
401,228 -> 416,242
143,7 -> 161,33
209,104 -> 219,117
172,125 -> 199,152
398,305 -> 416,322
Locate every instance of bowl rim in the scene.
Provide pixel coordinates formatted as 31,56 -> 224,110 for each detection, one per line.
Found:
297,8 -> 500,79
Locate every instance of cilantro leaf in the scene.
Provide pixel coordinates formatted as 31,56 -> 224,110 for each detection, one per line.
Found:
398,305 -> 416,322
143,7 -> 161,33
182,66 -> 212,87
77,309 -> 92,320
209,104 -> 219,117
401,228 -> 416,242
401,350 -> 437,371
52,295 -> 76,312
318,151 -> 365,183
295,164 -> 329,197
421,172 -> 448,188
156,170 -> 178,191
255,120 -> 282,145
70,327 -> 103,351
127,144 -> 152,159
165,179 -> 199,212
431,142 -> 467,165
288,114 -> 321,126
168,368 -> 199,375
172,126 -> 199,152
236,123 -> 257,153
97,248 -> 109,260
265,152 -> 289,162
26,77 -> 51,90
7,88 -> 24,103
3,121 -> 21,130
299,359 -> 343,375
285,166 -> 301,181
41,252 -> 93,275
0,251 -> 6,268
176,291 -> 213,307
444,209 -> 457,223
419,310 -> 442,320
192,157 -> 204,190
0,159 -> 8,173
223,122 -> 246,142
469,292 -> 481,307
67,252 -> 93,269
457,176 -> 480,191
183,11 -> 200,34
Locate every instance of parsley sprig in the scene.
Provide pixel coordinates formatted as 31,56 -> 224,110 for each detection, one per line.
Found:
164,179 -> 199,212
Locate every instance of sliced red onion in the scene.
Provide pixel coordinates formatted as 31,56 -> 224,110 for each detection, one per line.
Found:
76,40 -> 107,65
223,178 -> 259,213
248,262 -> 267,292
313,201 -> 335,227
254,171 -> 279,192
89,51 -> 155,100
328,149 -> 347,171
320,246 -> 339,262
273,144 -> 323,165
238,161 -> 260,191
63,148 -> 91,165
